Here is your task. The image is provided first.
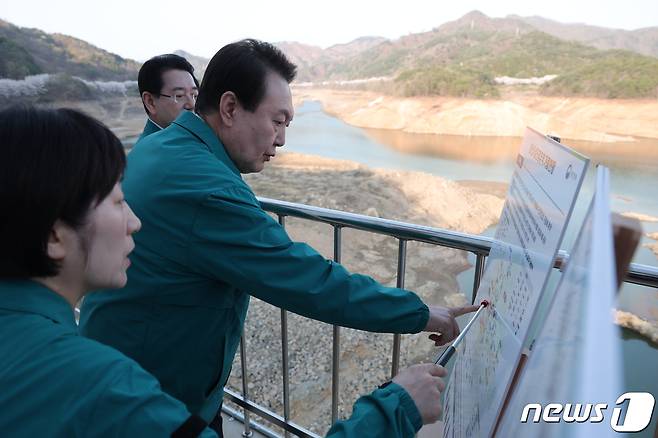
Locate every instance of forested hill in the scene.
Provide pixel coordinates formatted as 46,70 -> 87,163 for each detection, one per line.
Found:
0,19 -> 139,80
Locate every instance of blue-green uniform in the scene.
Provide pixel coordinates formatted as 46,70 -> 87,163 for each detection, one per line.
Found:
0,280 -> 217,438
80,111 -> 430,424
327,382 -> 423,437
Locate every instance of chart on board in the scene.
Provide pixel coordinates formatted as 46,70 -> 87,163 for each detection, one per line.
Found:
442,128 -> 589,438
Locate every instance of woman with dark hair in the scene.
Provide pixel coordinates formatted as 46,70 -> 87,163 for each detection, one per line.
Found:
0,106 -> 215,437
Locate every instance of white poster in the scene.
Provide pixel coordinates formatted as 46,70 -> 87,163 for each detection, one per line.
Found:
443,128 -> 589,438
496,167 -> 623,437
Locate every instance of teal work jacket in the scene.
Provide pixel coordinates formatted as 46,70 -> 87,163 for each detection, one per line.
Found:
0,280 -> 216,437
80,110 -> 430,423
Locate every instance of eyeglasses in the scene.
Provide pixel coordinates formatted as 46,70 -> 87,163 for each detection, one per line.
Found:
159,92 -> 198,104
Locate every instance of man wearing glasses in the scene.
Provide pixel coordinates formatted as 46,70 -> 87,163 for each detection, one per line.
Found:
137,54 -> 199,140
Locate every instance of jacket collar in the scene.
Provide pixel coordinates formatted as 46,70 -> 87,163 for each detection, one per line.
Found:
138,118 -> 162,142
0,280 -> 78,332
172,111 -> 241,177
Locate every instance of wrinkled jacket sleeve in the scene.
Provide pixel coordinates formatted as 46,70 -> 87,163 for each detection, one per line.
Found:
188,186 -> 429,334
326,383 -> 422,438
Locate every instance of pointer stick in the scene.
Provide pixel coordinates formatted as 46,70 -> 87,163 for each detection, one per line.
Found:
434,300 -> 490,367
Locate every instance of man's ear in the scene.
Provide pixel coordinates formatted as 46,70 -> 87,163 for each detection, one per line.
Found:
47,220 -> 70,262
142,92 -> 157,116
218,91 -> 238,127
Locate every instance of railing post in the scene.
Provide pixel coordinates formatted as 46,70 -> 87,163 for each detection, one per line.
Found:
472,254 -> 486,304
331,225 -> 342,424
278,215 -> 291,438
239,333 -> 253,437
391,239 -> 407,378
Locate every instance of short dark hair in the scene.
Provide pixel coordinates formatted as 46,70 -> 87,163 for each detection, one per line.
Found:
138,54 -> 199,114
0,106 -> 126,278
196,39 -> 297,114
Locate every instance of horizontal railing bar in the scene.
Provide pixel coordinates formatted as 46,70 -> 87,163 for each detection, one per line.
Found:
222,404 -> 281,438
258,197 -> 658,289
623,262 -> 658,289
224,388 -> 321,438
258,197 -> 493,255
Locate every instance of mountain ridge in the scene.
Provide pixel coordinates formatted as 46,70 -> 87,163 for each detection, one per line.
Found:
278,11 -> 658,99
509,14 -> 658,58
2,12 -> 657,99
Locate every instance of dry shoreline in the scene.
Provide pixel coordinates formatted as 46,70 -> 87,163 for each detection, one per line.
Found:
293,89 -> 658,156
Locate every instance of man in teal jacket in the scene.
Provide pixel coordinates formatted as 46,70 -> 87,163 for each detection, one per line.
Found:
136,53 -> 199,141
81,39 -> 475,435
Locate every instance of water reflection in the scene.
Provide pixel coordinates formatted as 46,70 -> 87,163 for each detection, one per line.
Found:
363,129 -> 520,163
363,127 -> 658,166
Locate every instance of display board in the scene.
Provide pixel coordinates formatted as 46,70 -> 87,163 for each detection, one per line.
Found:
442,128 -> 589,438
495,167 -> 623,437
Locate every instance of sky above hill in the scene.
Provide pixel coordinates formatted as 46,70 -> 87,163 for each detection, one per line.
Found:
1,0 -> 657,61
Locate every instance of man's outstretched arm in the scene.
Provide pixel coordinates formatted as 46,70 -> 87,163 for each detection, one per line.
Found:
191,186 -> 477,340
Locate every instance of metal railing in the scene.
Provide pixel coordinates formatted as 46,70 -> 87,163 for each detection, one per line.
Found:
223,197 -> 658,437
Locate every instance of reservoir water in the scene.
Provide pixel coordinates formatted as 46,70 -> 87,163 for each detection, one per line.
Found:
286,101 -> 658,272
